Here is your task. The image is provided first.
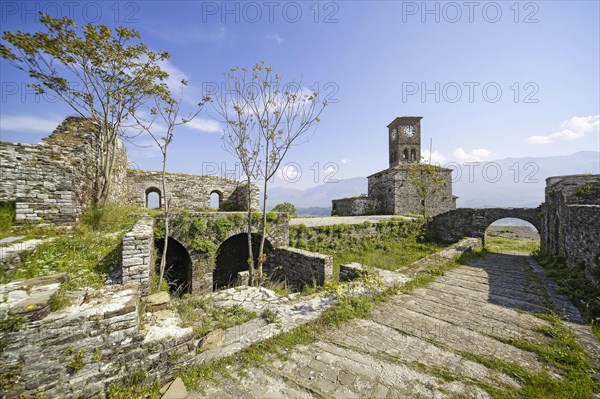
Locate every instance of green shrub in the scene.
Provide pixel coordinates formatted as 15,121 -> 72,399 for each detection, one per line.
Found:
272,202 -> 297,218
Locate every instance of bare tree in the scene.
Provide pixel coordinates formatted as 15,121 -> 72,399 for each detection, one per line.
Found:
205,67 -> 263,286
209,61 -> 327,286
133,81 -> 204,292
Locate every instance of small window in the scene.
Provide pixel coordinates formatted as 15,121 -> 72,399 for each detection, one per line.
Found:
145,188 -> 161,209
210,191 -> 221,209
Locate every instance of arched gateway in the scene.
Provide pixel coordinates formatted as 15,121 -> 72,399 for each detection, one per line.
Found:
430,207 -> 543,245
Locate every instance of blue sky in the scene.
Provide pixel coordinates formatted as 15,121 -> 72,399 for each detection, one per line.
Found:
1,0 -> 599,189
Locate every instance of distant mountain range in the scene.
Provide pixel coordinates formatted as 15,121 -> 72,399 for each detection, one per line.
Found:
268,151 -> 599,215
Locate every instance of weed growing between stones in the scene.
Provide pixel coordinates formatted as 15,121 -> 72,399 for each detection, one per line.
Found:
174,295 -> 256,339
106,370 -> 161,399
65,347 -> 86,374
260,308 -> 279,323
460,313 -> 600,399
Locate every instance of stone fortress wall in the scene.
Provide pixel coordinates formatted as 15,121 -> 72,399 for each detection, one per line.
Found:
0,117 -> 128,224
126,170 -> 259,211
0,117 -> 257,222
541,174 -> 600,285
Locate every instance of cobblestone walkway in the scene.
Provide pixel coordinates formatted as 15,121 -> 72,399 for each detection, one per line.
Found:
191,252 -> 600,398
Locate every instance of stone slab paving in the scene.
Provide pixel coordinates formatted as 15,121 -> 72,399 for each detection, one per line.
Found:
192,251 -> 600,398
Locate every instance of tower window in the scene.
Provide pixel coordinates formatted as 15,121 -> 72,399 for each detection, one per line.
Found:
403,149 -> 409,160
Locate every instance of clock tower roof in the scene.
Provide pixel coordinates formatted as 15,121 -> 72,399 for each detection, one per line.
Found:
387,116 -> 423,128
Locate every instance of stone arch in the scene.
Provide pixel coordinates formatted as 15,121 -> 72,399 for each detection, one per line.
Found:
410,149 -> 417,161
430,207 -> 543,244
213,233 -> 273,290
484,217 -> 540,247
155,237 -> 192,295
403,149 -> 409,161
210,190 -> 222,209
145,187 -> 161,209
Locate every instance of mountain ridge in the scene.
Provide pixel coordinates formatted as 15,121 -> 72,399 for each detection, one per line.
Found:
267,152 -> 599,214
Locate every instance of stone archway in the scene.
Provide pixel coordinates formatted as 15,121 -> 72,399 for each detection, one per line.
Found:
155,237 -> 192,295
213,233 -> 273,290
145,187 -> 161,209
484,217 -> 540,249
430,207 -> 543,244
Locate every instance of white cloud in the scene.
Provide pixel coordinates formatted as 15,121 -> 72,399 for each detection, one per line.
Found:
185,118 -> 221,133
452,147 -> 491,162
528,115 -> 600,144
421,149 -> 446,164
265,34 -> 284,45
0,115 -> 62,133
157,59 -> 190,94
341,158 -> 350,164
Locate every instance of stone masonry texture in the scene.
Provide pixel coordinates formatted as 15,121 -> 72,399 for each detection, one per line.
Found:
0,117 -> 258,225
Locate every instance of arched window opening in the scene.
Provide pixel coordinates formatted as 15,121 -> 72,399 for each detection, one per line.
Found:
410,149 -> 417,161
145,187 -> 161,209
403,149 -> 409,161
210,191 -> 222,209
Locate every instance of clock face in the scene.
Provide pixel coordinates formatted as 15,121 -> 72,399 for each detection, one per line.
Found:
403,125 -> 415,138
391,128 -> 397,141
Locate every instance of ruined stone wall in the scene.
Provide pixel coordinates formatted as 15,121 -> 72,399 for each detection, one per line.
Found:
541,174 -> 600,284
120,217 -> 154,295
331,197 -> 377,216
0,117 -> 128,224
126,170 -> 259,211
266,247 -> 333,288
0,275 -> 194,398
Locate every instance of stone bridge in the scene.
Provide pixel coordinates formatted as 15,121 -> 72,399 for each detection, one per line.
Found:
158,212 -> 289,294
430,207 -> 543,245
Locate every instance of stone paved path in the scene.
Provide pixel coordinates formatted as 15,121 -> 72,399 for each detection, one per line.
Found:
191,252 -> 600,398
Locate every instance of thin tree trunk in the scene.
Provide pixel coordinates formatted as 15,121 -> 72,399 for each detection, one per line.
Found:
158,150 -> 169,291
246,177 -> 255,287
257,146 -> 270,287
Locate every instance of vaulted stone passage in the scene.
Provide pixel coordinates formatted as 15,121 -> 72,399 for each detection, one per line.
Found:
213,233 -> 273,290
155,237 -> 192,295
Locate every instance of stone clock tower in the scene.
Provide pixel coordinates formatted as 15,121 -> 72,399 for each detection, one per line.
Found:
333,115 -> 457,217
388,116 -> 422,167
